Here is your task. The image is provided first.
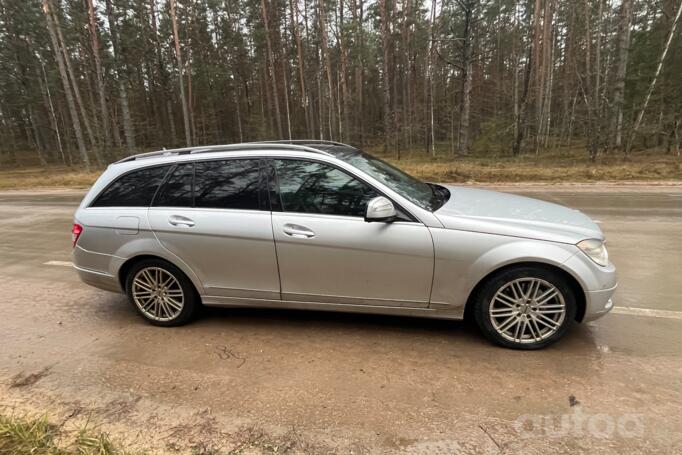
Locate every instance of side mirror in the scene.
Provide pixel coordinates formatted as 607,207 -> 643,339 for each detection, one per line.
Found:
365,196 -> 397,222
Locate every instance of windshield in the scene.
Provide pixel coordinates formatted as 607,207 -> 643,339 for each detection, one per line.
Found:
330,148 -> 450,211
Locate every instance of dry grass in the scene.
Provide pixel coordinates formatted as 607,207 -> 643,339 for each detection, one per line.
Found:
0,167 -> 101,190
374,146 -> 682,183
0,414 -> 133,455
0,146 -> 680,190
388,156 -> 682,183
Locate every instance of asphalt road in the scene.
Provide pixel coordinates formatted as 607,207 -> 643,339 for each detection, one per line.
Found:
0,186 -> 680,454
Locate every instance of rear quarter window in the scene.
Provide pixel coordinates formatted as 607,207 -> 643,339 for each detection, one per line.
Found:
91,165 -> 171,207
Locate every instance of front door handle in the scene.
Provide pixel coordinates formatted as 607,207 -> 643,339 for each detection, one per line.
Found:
168,215 -> 195,228
283,223 -> 315,239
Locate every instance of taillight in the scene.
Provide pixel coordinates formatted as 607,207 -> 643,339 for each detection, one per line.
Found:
72,223 -> 83,248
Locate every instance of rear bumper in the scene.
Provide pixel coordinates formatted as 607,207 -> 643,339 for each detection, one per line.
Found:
73,245 -> 123,293
74,265 -> 122,293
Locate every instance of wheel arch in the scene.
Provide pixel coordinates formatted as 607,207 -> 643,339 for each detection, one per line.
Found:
118,254 -> 203,300
463,261 -> 587,323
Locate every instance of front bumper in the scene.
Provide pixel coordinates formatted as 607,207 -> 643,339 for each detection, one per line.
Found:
562,249 -> 617,322
583,286 -> 616,322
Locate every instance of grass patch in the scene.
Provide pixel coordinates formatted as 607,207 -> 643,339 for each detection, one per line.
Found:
0,145 -> 680,189
0,414 -> 132,455
0,167 -> 101,190
372,145 -> 682,183
387,156 -> 682,183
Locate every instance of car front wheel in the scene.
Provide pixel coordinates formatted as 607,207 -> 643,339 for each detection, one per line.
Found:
473,266 -> 577,349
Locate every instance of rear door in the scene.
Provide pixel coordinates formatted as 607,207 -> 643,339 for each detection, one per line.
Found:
148,159 -> 280,301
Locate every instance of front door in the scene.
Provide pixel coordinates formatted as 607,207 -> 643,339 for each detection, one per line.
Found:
268,159 -> 434,307
148,159 -> 280,300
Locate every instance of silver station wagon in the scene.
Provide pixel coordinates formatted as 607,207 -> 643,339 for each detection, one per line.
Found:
73,141 -> 617,349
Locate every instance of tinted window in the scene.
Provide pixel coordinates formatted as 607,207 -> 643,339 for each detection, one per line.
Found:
329,147 -> 447,211
153,163 -> 193,207
92,165 -> 170,207
274,159 -> 378,217
194,160 -> 261,210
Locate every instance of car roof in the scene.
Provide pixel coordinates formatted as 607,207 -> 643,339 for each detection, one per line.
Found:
113,140 -> 360,166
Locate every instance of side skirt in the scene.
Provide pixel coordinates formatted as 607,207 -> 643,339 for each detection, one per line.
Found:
201,295 -> 465,320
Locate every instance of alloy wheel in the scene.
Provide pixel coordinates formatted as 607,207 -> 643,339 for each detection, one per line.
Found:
489,277 -> 566,344
131,267 -> 185,322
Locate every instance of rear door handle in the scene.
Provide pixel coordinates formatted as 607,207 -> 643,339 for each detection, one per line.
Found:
283,223 -> 315,239
168,215 -> 195,228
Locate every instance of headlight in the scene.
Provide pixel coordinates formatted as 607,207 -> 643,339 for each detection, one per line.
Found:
577,239 -> 609,267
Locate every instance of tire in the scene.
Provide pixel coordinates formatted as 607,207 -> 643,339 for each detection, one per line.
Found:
124,258 -> 199,327
473,265 -> 577,350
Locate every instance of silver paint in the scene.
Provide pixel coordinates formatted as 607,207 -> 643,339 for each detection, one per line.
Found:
73,144 -> 617,323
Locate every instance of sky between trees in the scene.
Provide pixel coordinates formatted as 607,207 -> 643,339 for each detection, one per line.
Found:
0,0 -> 681,168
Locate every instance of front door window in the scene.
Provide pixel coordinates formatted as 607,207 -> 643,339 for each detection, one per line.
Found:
273,159 -> 378,217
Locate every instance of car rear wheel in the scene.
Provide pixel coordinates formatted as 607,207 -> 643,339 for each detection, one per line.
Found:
125,259 -> 198,326
473,266 -> 577,349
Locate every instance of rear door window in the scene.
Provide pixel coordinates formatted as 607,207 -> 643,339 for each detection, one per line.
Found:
153,163 -> 194,207
194,160 -> 261,210
91,165 -> 171,207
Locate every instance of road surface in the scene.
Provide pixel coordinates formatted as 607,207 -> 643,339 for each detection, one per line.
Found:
0,186 -> 680,454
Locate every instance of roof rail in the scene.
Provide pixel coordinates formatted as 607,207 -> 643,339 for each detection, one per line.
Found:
251,139 -> 355,148
114,141 -> 336,164
191,142 -> 335,156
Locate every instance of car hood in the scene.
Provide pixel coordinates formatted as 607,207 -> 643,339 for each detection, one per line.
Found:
433,186 -> 603,244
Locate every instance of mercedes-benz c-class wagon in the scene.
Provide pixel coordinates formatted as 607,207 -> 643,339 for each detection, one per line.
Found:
73,140 -> 616,349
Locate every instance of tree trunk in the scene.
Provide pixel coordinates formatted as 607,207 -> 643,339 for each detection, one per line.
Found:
26,106 -> 47,167
260,0 -> 283,139
50,2 -> 99,161
458,1 -> 475,156
281,57 -> 292,140
427,0 -> 437,156
337,0 -> 351,142
151,0 -> 173,143
170,0 -> 192,146
42,0 -> 90,168
581,0 -> 599,162
289,0 -> 311,137
535,0 -> 555,155
531,0 -> 542,146
353,0 -> 365,145
106,0 -> 136,152
86,0 -> 111,151
403,0 -> 413,150
378,0 -> 391,152
38,57 -> 65,164
512,0 -> 519,143
166,100 -> 177,146
187,46 -> 197,144
674,111 -> 680,157
318,0 -> 336,140
234,88 -> 243,142
626,0 -> 682,155
512,45 -> 533,156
